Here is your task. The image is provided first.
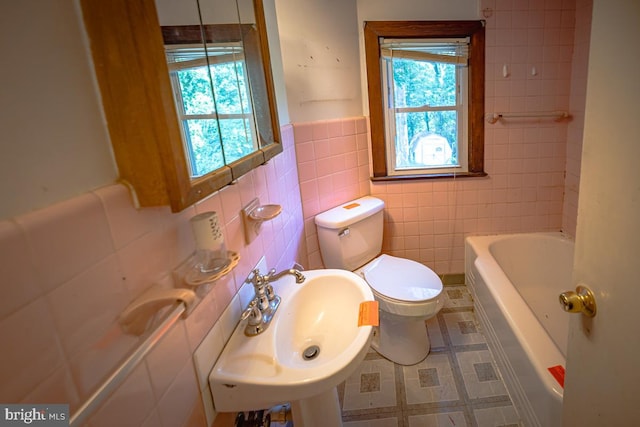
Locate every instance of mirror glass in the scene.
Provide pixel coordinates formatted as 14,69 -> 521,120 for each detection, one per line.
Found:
156,0 -> 276,178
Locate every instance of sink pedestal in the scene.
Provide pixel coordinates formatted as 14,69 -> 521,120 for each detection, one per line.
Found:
290,387 -> 342,427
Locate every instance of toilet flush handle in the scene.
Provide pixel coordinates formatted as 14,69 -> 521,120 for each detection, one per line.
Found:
338,228 -> 350,237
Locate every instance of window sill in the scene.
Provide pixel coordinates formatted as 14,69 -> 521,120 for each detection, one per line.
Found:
370,171 -> 488,182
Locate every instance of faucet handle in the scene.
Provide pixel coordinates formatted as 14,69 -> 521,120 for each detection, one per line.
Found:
251,269 -> 265,287
241,300 -> 262,326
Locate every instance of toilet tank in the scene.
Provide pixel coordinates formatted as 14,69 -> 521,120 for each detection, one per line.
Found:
314,196 -> 384,270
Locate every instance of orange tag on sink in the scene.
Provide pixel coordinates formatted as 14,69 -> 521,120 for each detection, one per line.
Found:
358,301 -> 379,326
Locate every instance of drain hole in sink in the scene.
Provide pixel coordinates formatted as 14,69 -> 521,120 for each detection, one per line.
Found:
302,345 -> 320,361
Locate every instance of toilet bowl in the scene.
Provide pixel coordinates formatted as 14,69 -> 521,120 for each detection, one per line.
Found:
315,196 -> 444,365
357,254 -> 443,365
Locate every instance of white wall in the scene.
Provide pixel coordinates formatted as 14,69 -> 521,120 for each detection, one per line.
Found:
275,0 -> 363,123
274,0 -> 481,123
0,0 -> 116,220
357,0 -> 479,21
356,0 -> 480,116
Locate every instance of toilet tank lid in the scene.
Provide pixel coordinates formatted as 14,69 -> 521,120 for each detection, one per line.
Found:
315,196 -> 384,229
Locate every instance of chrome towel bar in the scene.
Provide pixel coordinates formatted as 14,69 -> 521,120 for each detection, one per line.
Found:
486,111 -> 571,124
69,303 -> 186,427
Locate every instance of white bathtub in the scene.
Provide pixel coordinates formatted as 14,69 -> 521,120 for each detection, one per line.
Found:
465,232 -> 573,427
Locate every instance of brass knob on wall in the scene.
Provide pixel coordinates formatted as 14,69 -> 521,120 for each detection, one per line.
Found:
559,285 -> 597,317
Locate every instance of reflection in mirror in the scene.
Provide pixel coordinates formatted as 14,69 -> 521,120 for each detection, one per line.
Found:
235,0 -> 277,150
158,0 -> 276,179
80,0 -> 282,212
163,25 -> 258,177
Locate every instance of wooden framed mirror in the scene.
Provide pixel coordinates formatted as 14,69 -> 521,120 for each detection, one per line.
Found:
80,0 -> 281,212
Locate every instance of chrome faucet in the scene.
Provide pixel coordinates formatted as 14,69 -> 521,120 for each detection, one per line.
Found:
259,268 -> 306,285
242,267 -> 306,336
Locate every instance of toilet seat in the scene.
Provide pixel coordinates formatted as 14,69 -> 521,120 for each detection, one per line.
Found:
359,254 -> 443,317
363,254 -> 442,301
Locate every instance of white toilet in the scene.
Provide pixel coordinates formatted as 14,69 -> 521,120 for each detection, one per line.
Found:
315,196 -> 444,365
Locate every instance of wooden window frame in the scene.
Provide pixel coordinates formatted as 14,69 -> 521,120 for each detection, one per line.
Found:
364,21 -> 486,180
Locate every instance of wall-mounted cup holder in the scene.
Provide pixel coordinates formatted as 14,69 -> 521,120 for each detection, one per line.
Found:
242,198 -> 282,243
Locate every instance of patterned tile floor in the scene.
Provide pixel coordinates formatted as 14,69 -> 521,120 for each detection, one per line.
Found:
337,284 -> 522,427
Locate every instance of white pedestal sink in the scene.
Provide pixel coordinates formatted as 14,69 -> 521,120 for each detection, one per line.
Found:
209,269 -> 375,426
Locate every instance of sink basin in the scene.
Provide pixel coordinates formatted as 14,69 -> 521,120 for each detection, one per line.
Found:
210,269 -> 374,424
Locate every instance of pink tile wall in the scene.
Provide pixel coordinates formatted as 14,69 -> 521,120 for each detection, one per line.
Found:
298,0 -> 589,275
0,125 -> 304,426
293,118 -> 371,268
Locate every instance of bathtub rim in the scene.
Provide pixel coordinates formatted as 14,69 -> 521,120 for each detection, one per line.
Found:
465,232 -> 569,422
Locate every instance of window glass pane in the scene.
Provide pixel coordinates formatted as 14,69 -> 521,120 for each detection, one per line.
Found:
234,61 -> 252,114
219,118 -> 256,163
184,119 -> 224,177
177,68 -> 215,115
167,35 -> 269,177
394,110 -> 459,169
365,21 -> 484,179
391,58 -> 457,108
210,62 -> 250,115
